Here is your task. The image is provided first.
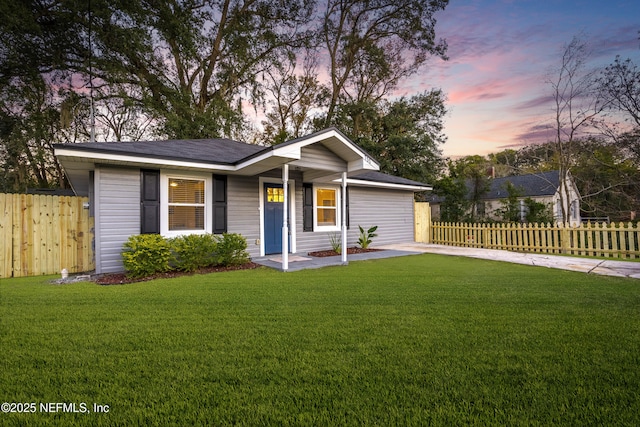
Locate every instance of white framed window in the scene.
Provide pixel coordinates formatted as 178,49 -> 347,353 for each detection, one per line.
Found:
313,185 -> 341,231
161,172 -> 212,237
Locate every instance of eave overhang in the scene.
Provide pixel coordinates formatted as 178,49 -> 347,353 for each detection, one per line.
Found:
339,178 -> 432,192
54,128 -> 379,175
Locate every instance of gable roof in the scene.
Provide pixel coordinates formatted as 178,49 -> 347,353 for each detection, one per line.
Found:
484,171 -> 560,199
54,127 -> 430,194
54,127 -> 378,172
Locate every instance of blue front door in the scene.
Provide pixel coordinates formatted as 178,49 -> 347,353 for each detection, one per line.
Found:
264,183 -> 284,254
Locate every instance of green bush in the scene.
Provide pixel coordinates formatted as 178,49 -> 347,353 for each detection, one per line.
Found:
122,234 -> 173,278
122,232 -> 250,279
171,234 -> 218,272
215,233 -> 250,266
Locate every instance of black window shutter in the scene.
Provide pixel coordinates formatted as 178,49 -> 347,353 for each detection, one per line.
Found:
303,183 -> 313,232
212,175 -> 227,234
140,169 -> 160,234
344,187 -> 350,229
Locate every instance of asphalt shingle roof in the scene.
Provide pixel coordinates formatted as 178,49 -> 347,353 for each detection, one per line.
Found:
427,171 -> 562,203
351,171 -> 430,187
56,138 -> 267,165
485,171 -> 560,199
55,131 -> 431,189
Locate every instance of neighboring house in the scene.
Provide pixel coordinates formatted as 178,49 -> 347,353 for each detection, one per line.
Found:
430,171 -> 581,225
54,128 -> 430,273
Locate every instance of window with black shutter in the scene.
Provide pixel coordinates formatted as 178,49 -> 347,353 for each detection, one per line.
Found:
303,183 -> 313,231
344,187 -> 350,229
140,169 -> 160,234
212,175 -> 227,234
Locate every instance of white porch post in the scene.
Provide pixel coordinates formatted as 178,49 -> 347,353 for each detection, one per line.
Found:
341,171 -> 348,264
282,164 -> 289,271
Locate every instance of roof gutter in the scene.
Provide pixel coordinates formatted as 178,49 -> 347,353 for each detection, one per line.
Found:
339,178 -> 432,192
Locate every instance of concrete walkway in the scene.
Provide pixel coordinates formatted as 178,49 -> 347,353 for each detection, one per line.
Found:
377,243 -> 640,279
254,243 -> 640,278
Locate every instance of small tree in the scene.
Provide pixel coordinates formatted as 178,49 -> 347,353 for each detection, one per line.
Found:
433,175 -> 469,223
498,182 -> 523,223
523,198 -> 554,224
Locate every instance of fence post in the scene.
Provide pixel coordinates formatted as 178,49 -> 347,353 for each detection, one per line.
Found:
628,222 -> 637,259
560,223 -> 571,254
0,193 -> 13,278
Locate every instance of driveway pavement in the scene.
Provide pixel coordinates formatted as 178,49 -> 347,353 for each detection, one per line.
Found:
255,243 -> 640,278
377,243 -> 640,279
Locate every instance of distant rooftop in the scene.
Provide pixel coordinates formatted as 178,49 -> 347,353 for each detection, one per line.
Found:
484,171 -> 560,199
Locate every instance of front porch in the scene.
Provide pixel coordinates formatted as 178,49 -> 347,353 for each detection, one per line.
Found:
253,247 -> 422,272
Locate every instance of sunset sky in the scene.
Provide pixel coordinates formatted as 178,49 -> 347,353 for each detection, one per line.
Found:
407,0 -> 640,158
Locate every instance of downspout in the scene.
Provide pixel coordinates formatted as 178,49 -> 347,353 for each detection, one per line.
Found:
282,165 -> 289,271
341,171 -> 348,264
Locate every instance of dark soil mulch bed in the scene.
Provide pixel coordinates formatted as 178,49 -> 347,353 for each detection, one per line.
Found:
307,247 -> 383,257
93,262 -> 261,285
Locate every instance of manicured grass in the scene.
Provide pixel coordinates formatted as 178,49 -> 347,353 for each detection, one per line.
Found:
1,254 -> 639,426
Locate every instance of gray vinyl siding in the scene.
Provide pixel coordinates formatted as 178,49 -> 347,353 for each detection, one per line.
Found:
95,166 -> 140,273
292,145 -> 346,172
227,175 -> 262,258
346,186 -> 415,246
294,184 -> 415,254
91,167 -> 415,268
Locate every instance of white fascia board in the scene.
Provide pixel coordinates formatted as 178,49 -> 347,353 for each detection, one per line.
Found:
337,178 -> 432,192
234,148 -> 300,171
54,148 -> 236,171
348,158 -> 379,172
285,129 -> 378,166
288,129 -> 344,149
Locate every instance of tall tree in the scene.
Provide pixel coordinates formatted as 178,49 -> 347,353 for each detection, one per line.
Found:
333,90 -> 447,183
548,37 -> 606,223
598,56 -> 640,127
82,0 -> 315,139
0,0 -> 86,190
320,0 -> 448,127
0,75 -> 71,191
571,138 -> 640,222
260,53 -> 327,145
0,0 -> 316,189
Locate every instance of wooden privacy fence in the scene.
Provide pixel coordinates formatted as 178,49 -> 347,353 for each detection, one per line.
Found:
0,193 -> 94,278
429,221 -> 640,259
414,201 -> 431,244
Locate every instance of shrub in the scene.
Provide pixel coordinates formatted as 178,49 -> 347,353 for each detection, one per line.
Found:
357,225 -> 378,249
215,233 -> 250,266
122,234 -> 172,278
170,234 -> 218,272
122,232 -> 251,279
524,198 -> 554,224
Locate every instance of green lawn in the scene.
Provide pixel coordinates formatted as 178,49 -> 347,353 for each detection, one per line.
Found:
1,254 -> 639,426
